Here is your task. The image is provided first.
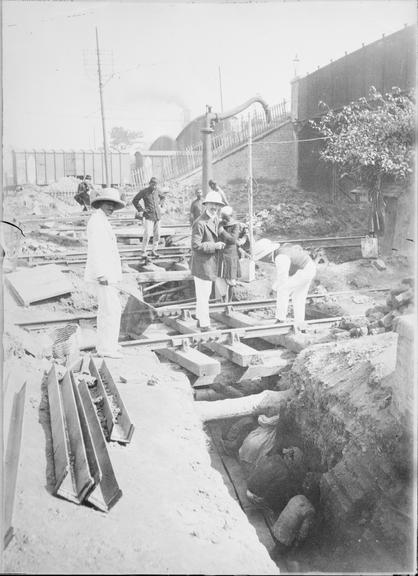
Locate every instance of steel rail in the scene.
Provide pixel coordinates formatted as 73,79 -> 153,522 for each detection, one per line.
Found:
156,287 -> 391,315
18,245 -> 190,261
120,316 -> 343,350
15,313 -> 97,329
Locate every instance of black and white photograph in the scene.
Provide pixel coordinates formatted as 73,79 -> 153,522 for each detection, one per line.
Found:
1,0 -> 416,574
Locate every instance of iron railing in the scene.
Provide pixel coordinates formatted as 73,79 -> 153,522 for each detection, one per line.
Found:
131,100 -> 289,185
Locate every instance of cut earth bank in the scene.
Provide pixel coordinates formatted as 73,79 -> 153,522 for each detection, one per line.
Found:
2,182 -> 415,574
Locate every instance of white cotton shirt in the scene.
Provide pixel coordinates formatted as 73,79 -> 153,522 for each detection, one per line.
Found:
84,209 -> 122,284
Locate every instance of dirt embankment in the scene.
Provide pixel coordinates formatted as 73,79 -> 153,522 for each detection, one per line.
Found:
275,331 -> 414,573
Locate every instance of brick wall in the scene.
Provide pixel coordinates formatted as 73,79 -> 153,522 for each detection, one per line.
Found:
176,120 -> 298,189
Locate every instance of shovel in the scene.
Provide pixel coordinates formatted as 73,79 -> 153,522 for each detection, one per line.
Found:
101,281 -> 158,338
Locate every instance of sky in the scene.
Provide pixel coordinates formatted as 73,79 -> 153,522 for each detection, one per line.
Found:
3,0 -> 416,157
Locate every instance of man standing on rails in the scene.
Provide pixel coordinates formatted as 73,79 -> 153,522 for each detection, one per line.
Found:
85,188 -> 125,359
273,243 -> 316,332
189,187 -> 203,225
208,179 -> 228,206
132,176 -> 166,257
190,190 -> 226,332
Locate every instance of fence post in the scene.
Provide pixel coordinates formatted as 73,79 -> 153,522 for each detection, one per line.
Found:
12,150 -> 17,187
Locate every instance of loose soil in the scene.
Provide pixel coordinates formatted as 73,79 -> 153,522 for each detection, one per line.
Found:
2,183 -> 414,574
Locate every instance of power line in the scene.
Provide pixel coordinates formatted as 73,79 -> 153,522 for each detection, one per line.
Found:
252,136 -> 329,145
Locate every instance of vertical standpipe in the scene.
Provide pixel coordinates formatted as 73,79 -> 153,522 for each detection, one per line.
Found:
248,115 -> 254,258
201,110 -> 214,197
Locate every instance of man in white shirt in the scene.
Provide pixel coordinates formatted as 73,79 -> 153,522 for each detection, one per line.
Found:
273,243 -> 316,331
84,188 -> 125,358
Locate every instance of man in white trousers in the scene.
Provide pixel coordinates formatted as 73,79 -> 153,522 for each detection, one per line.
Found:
273,243 -> 316,331
85,188 -> 126,358
190,190 -> 226,331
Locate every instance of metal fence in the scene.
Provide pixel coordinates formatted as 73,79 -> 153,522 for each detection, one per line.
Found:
11,150 -> 133,186
132,100 -> 289,184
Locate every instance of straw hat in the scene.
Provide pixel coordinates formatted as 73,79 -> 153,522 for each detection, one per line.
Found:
91,187 -> 126,210
202,190 -> 225,206
253,238 -> 281,262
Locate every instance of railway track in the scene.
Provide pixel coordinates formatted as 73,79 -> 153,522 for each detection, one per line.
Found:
17,287 -> 389,388
18,234 -> 365,268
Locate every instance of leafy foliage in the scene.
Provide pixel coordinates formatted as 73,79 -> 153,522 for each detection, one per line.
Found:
110,126 -> 143,151
312,87 -> 415,188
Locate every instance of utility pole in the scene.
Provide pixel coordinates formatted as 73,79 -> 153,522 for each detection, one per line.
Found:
218,65 -> 224,113
247,114 -> 254,258
96,27 -> 110,187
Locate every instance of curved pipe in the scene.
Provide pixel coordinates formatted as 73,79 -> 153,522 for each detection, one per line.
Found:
214,95 -> 271,124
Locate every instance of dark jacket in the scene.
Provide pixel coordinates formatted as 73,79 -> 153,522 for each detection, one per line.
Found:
218,222 -> 241,280
132,186 -> 164,221
190,211 -> 220,281
74,181 -> 91,207
190,198 -> 203,224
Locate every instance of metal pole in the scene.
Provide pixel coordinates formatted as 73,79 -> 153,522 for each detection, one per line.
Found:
95,27 -> 110,187
218,65 -> 224,113
248,114 -> 254,258
201,107 -> 214,196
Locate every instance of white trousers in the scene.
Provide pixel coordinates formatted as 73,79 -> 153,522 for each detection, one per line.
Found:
194,276 -> 213,327
142,219 -> 160,252
96,285 -> 122,355
274,255 -> 316,324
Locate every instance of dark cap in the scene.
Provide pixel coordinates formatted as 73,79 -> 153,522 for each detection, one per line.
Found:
85,175 -> 92,180
149,177 -> 158,184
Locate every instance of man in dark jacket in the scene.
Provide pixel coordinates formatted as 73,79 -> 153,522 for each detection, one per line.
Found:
132,177 -> 165,256
190,190 -> 226,331
74,175 -> 93,211
189,187 -> 203,225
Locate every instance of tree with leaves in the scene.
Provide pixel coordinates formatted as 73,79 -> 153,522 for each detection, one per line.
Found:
110,126 -> 143,151
312,86 -> 415,235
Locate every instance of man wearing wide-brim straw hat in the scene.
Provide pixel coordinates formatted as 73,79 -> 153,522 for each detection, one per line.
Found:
84,188 -> 126,358
190,190 -> 226,332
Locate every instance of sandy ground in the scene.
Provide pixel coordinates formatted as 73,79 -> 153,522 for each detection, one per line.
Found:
2,185 -> 414,574
3,346 -> 279,574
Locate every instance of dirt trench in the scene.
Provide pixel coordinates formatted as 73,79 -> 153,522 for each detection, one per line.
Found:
203,321 -> 415,574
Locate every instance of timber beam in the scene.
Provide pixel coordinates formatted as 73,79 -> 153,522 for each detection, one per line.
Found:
156,339 -> 221,381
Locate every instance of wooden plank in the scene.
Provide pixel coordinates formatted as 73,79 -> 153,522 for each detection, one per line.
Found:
189,375 -> 218,389
162,315 -> 199,334
47,366 -> 74,502
115,225 -> 190,239
157,347 -> 221,378
203,340 -> 262,367
211,311 -> 284,346
88,358 -> 114,440
60,372 -> 94,502
3,382 -> 26,550
5,264 -> 73,306
98,361 -> 135,444
135,270 -> 191,284
237,349 -> 295,381
78,381 -> 122,511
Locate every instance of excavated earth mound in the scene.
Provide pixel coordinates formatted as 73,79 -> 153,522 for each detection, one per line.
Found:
276,329 -> 414,573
